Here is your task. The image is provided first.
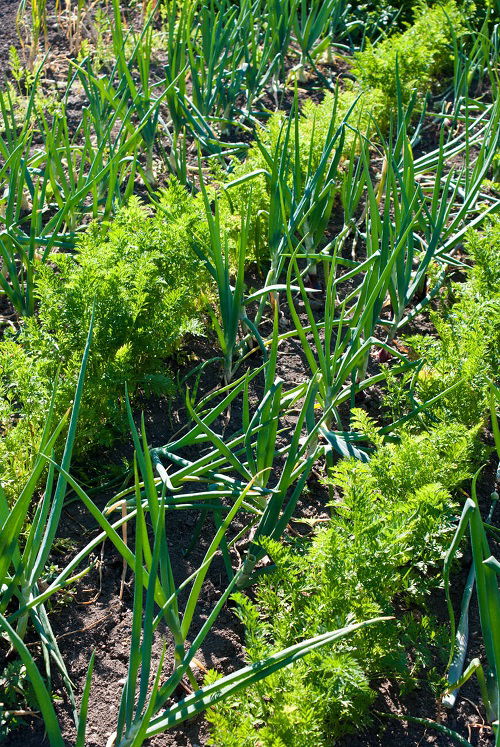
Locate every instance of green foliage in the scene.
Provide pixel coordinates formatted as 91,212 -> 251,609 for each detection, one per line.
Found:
368,423 -> 479,500
206,426 -> 463,745
348,1 -> 414,38
0,661 -> 36,738
442,474 -> 500,733
407,217 -> 500,428
380,364 -> 416,423
0,183 -> 208,500
206,649 -> 374,747
465,215 -> 500,296
220,2 -> 466,263
353,2 -> 465,106
8,47 -> 35,93
350,407 -> 385,448
0,1 -> 496,742
219,86 -> 384,262
36,186 -> 206,367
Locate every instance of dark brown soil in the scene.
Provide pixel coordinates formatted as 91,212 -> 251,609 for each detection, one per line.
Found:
4,498 -> 244,747
1,7 -> 498,747
0,0 -> 20,69
4,325 -> 496,747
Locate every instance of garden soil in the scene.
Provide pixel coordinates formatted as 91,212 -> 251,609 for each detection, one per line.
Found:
5,329 -> 496,747
0,3 -> 497,745
0,0 -> 19,69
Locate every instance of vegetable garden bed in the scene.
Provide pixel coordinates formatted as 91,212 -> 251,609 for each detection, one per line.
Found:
0,1 -> 499,745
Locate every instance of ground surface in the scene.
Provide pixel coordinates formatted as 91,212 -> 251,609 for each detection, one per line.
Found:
0,0 -> 19,66
0,4 -> 497,746
5,336 -> 495,747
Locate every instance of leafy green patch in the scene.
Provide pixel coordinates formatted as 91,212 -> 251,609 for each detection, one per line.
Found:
407,217 -> 500,428
206,428 -> 463,745
353,2 -> 465,107
0,183 -> 208,501
0,661 -> 36,738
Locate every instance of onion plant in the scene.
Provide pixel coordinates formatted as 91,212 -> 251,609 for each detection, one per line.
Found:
284,235 -> 416,462
106,410 -> 389,743
161,0 -> 189,130
413,97 -> 500,255
265,0 -> 299,86
5,382 -> 389,745
187,0 -> 246,124
225,87 -> 354,329
0,316 -> 93,734
73,0 -> 180,188
186,0 -> 276,126
443,469 -> 500,744
236,1 -> 281,120
16,0 -> 48,69
0,40 -> 186,316
148,321 -> 332,584
196,177 -> 267,383
64,0 -> 89,56
363,115 -> 447,340
0,110 -> 138,315
108,0 -> 164,185
192,167 -> 317,383
355,91 -> 500,337
292,0 -> 348,77
450,5 -> 499,101
159,0 -> 265,181
441,390 -> 499,733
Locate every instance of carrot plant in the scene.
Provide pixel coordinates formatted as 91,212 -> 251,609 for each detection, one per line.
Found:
0,186 -> 208,502
406,215 -> 500,430
352,1 -> 466,107
206,419 -> 467,746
